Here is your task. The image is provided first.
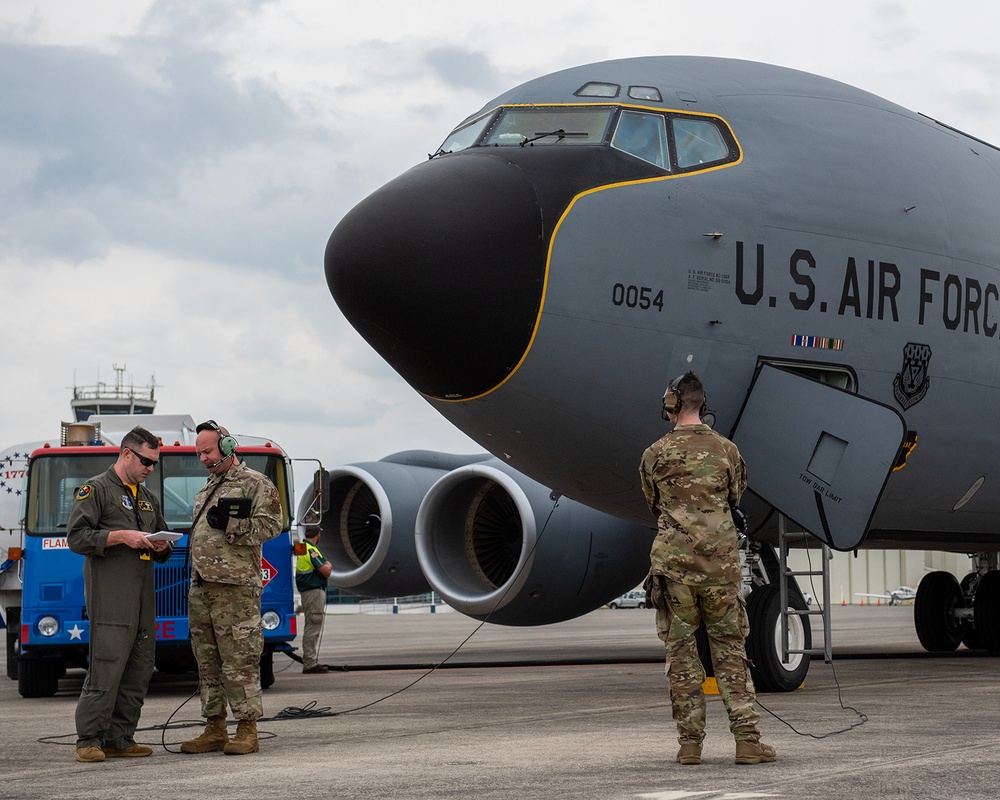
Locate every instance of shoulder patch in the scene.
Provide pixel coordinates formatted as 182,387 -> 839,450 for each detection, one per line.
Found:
76,485 -> 92,501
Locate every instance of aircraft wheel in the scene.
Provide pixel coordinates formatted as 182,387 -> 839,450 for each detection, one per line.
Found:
960,574 -> 982,650
745,584 -> 811,693
17,657 -> 61,698
915,571 -> 963,652
973,571 -> 1000,653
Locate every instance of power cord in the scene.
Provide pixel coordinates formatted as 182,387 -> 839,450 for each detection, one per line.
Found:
755,535 -> 868,738
313,494 -> 564,718
39,495 -> 565,748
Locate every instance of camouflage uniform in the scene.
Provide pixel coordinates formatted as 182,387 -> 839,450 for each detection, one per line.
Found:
188,461 -> 282,721
67,467 -> 171,750
639,423 -> 761,744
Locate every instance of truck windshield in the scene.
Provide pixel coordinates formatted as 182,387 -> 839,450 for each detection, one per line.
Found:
25,452 -> 291,535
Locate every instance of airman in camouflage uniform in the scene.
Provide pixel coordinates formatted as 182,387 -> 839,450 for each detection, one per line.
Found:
181,421 -> 282,756
639,372 -> 776,766
67,426 -> 172,763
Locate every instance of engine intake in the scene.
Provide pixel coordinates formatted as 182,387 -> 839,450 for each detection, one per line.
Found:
415,460 -> 654,625
295,452 -> 489,597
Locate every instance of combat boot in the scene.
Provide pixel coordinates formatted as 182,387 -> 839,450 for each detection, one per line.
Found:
180,715 -> 229,754
223,720 -> 259,755
676,742 -> 702,765
735,739 -> 777,764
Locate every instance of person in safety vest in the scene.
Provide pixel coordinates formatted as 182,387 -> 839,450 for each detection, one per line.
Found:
295,526 -> 332,673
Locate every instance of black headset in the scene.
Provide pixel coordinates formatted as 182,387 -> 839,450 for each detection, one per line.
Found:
196,419 -> 238,457
662,374 -> 708,419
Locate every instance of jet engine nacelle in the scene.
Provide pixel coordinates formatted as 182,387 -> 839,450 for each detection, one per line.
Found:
415,459 -> 655,625
295,451 -> 490,597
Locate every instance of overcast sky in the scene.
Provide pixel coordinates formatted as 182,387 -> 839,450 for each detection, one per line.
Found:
2,0 -> 999,500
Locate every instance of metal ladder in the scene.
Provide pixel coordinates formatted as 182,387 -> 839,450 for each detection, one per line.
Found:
777,514 -> 833,663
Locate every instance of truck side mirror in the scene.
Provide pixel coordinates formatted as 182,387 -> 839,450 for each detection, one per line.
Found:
314,469 -> 331,513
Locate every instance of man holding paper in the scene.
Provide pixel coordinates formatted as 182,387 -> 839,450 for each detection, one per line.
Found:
67,425 -> 172,763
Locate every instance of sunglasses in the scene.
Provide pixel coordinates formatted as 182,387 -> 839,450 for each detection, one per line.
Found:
129,448 -> 159,468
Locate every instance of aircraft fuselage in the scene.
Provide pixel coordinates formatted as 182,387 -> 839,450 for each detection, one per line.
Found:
326,56 -> 1000,552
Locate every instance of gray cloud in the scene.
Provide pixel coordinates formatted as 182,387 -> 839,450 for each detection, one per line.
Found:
0,35 -> 336,273
423,46 -> 502,92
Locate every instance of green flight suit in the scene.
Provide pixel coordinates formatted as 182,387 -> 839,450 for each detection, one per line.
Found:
67,466 -> 171,750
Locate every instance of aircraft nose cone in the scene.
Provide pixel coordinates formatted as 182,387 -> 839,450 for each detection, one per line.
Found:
326,153 -> 546,400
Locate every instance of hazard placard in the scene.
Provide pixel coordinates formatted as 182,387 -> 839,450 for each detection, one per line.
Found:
260,557 -> 278,588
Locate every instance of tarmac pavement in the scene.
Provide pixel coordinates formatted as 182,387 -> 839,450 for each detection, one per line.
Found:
2,604 -> 997,800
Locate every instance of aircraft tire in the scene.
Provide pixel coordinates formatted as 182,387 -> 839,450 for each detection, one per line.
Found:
973,571 -> 1000,653
745,584 -> 811,693
915,571 -> 963,652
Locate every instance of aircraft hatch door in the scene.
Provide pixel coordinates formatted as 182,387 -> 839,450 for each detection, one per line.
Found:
731,364 -> 906,551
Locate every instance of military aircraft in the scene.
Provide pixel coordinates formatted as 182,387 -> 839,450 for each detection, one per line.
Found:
855,586 -> 917,606
317,56 -> 1000,691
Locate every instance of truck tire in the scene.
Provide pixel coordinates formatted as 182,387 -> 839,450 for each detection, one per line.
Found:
260,648 -> 275,690
5,607 -> 20,680
17,657 -> 61,698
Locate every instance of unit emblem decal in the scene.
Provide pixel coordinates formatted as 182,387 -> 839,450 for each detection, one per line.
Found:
893,342 -> 931,410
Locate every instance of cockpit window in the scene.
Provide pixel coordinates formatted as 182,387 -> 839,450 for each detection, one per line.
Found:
575,82 -> 620,98
436,105 -> 738,171
674,118 -> 730,168
435,113 -> 494,156
628,86 -> 662,102
611,110 -> 670,170
482,107 -> 615,147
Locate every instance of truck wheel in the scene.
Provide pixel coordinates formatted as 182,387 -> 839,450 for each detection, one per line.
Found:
260,649 -> 275,690
5,607 -> 20,680
17,658 -> 61,698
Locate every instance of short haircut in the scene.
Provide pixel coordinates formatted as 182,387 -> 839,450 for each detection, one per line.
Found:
676,371 -> 706,411
120,426 -> 160,454
305,527 -> 322,538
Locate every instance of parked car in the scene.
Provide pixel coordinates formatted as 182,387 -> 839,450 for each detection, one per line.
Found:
608,590 -> 646,609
